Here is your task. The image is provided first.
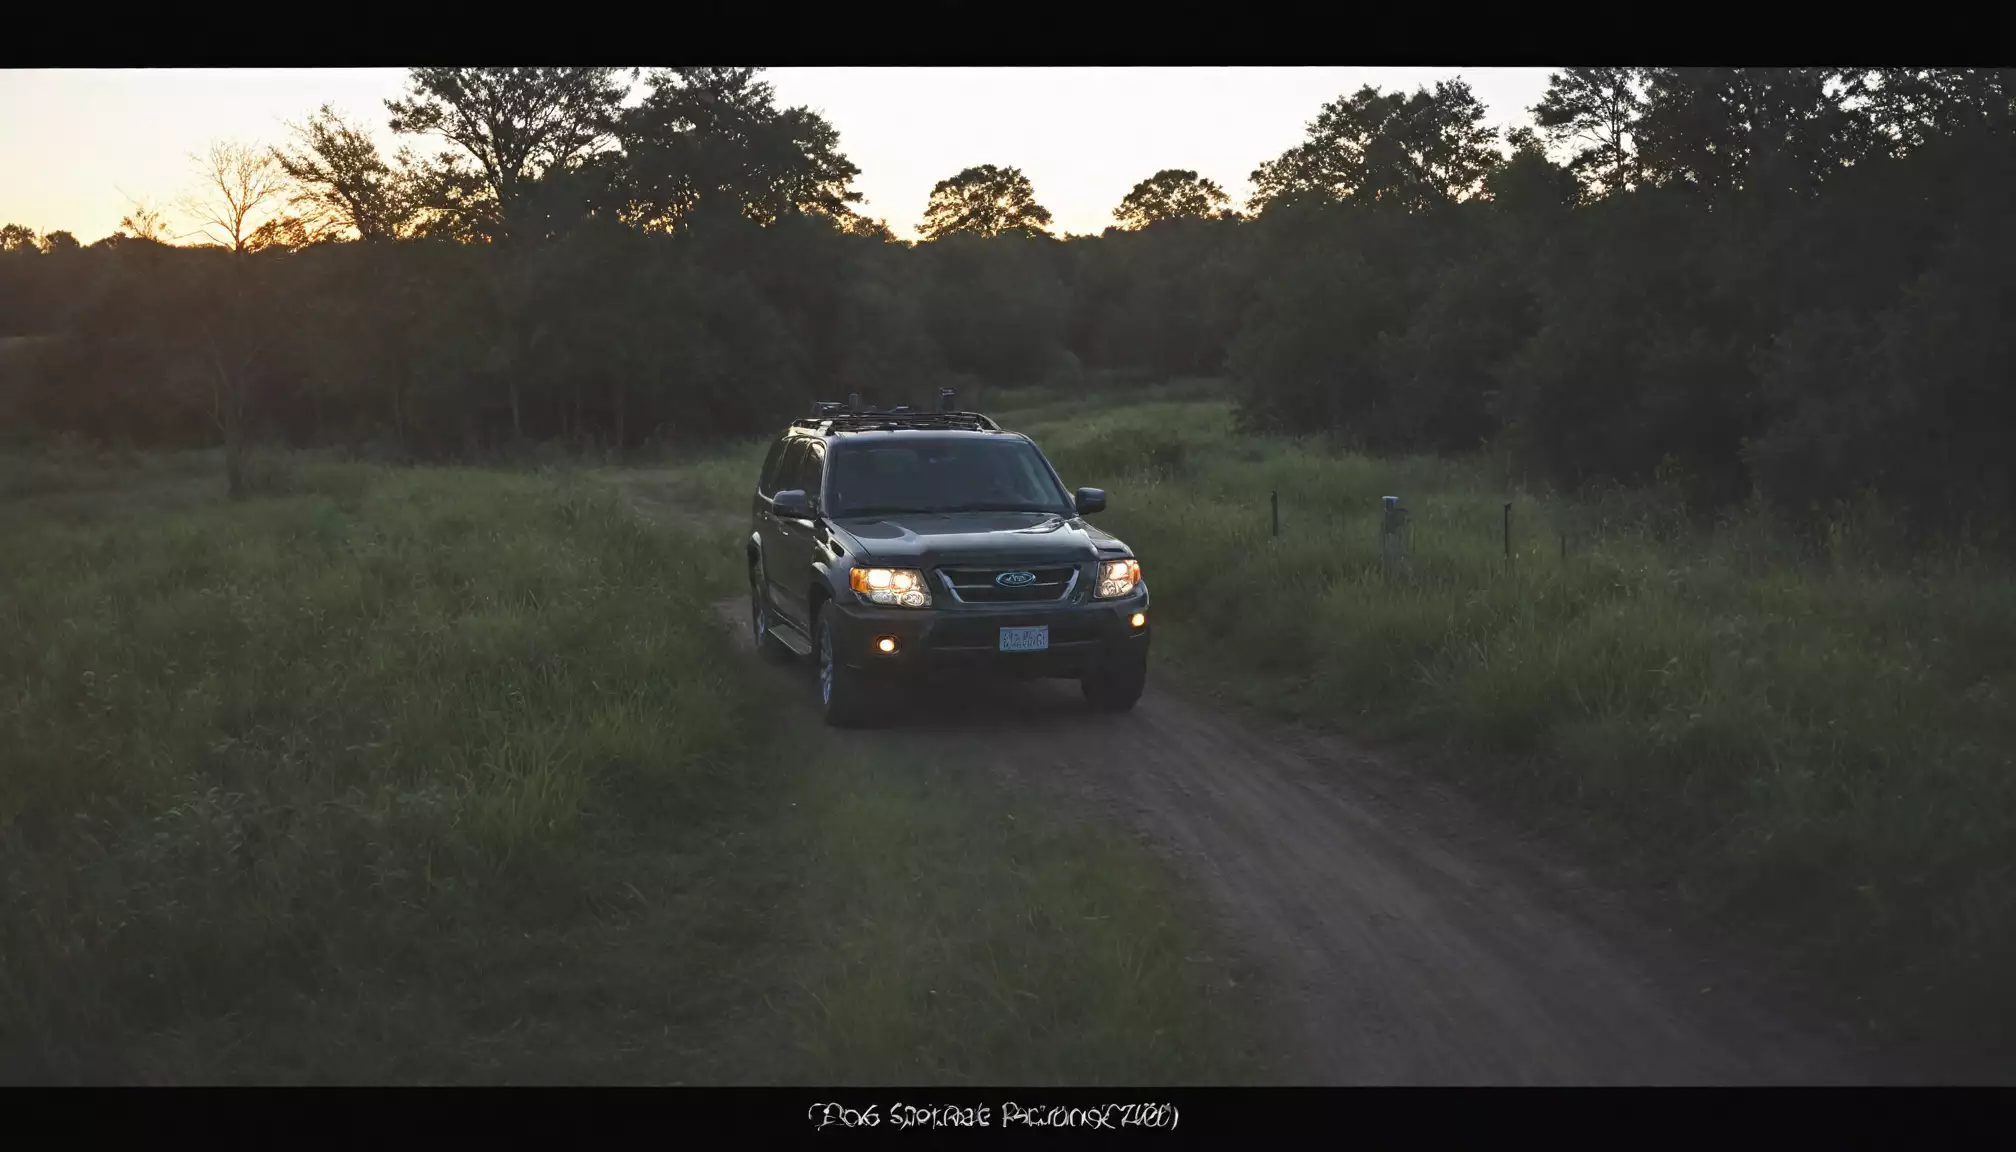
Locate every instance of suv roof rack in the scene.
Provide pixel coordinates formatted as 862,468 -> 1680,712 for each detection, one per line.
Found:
795,388 -> 1001,434
792,411 -> 1003,434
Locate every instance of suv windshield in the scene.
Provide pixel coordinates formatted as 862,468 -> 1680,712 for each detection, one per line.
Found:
827,436 -> 1074,518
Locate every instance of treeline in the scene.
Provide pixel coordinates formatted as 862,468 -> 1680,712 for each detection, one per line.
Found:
1229,70 -> 2016,537
2,67 -> 2012,538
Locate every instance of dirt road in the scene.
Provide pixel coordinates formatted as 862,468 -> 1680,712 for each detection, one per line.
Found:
711,598 -> 1879,1084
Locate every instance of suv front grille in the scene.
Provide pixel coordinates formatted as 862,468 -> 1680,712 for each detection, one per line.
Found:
938,565 -> 1078,603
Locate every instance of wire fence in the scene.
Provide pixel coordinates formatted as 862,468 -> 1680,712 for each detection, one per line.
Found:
1258,486 -> 1644,585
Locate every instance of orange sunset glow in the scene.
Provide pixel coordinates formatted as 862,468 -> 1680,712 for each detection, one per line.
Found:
1,67 -> 1554,243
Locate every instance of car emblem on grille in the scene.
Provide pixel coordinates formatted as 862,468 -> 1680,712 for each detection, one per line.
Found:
995,570 -> 1038,587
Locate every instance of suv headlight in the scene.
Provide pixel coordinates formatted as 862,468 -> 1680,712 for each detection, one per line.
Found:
850,566 -> 932,607
1094,558 -> 1141,599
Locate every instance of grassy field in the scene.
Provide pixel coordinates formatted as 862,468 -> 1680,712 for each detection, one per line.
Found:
14,383 -> 2011,1078
991,380 -> 2016,1067
0,443 -> 1253,1083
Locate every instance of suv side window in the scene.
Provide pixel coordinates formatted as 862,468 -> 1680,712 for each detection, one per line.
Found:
757,437 -> 791,496
769,439 -> 807,500
794,440 -> 827,509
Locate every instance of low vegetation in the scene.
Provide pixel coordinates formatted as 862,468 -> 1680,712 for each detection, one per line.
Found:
0,449 -> 1251,1083
1004,382 -> 2016,1067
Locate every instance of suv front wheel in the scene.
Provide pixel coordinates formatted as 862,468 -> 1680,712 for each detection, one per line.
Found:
815,604 -> 875,728
1081,650 -> 1147,712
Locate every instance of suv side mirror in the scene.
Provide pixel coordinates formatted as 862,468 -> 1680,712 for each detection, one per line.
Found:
1074,487 -> 1106,515
772,489 -> 814,520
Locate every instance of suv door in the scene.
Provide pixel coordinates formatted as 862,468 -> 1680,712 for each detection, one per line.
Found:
758,437 -> 807,622
772,438 -> 826,629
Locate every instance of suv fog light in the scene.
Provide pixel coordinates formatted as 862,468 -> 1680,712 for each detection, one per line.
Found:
875,635 -> 899,654
1130,612 -> 1146,628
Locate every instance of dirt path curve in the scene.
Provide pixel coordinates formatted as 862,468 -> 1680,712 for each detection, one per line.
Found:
709,598 -> 1881,1085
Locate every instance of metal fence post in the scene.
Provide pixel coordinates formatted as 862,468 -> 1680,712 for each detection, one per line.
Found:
1503,500 -> 1512,562
1382,495 -> 1407,577
1271,490 -> 1279,538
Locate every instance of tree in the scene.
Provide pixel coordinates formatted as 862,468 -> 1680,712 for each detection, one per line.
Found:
1634,68 -> 1878,199
1112,169 -> 1233,229
18,62 -> 2016,547
247,214 -> 343,253
837,214 -> 896,241
1070,212 -> 1244,376
918,232 -> 1068,381
1482,131 -> 1582,218
140,244 -> 286,499
37,231 -> 80,255
400,158 -> 499,242
386,68 -> 632,442
386,67 -> 631,240
918,165 -> 1053,239
0,224 -> 37,253
1532,67 -> 1646,196
273,104 -> 418,240
1858,68 -> 2016,153
615,67 -> 864,232
178,141 -> 297,496
180,141 -> 289,254
118,201 -> 174,243
1250,80 -> 1503,213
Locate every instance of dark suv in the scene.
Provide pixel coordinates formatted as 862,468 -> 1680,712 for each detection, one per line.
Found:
746,395 -> 1150,727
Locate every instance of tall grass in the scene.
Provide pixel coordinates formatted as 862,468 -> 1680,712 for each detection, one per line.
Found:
1002,383 -> 2016,1064
0,450 -> 1251,1083
0,462 -> 760,1079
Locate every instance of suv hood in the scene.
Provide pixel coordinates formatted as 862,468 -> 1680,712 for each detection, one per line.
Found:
831,510 -> 1131,567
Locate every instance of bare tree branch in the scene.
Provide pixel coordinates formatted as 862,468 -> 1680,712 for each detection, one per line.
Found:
179,141 -> 289,254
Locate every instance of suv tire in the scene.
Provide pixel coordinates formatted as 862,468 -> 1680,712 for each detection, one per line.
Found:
750,561 -> 792,663
815,603 -> 875,727
1081,650 -> 1147,713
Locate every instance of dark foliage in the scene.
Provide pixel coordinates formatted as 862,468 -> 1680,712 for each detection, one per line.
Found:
4,67 -> 2012,538
1229,67 -> 2016,539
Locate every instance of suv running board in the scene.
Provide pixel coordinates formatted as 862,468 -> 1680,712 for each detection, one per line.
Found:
768,619 -> 815,657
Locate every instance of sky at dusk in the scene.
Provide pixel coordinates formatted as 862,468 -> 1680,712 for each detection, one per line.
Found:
0,67 -> 1558,243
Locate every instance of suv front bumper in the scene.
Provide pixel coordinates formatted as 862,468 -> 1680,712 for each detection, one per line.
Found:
824,588 -> 1150,680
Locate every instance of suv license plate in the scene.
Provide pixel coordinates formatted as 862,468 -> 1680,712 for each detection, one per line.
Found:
999,625 -> 1049,652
